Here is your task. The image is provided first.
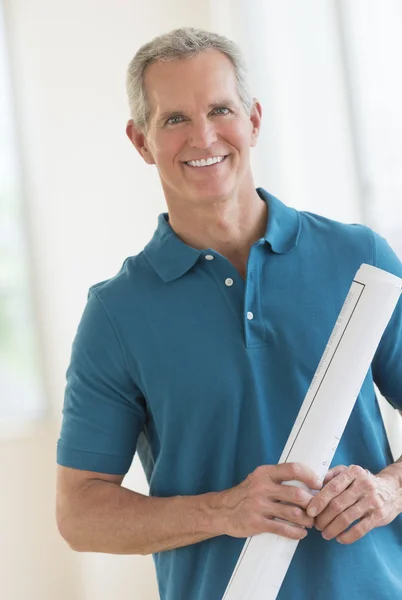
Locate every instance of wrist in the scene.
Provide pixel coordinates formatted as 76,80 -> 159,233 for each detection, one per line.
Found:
199,490 -> 229,537
377,461 -> 402,490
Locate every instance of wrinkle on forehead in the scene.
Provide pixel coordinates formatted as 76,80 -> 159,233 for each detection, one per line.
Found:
143,50 -> 241,124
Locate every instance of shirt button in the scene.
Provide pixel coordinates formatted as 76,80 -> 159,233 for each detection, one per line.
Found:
205,254 -> 214,260
225,278 -> 234,287
247,311 -> 254,320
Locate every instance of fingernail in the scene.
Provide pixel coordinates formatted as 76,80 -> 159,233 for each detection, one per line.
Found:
336,538 -> 344,544
308,507 -> 317,517
322,532 -> 329,540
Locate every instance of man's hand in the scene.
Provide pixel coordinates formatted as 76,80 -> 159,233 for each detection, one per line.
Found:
218,463 -> 322,540
306,464 -> 402,544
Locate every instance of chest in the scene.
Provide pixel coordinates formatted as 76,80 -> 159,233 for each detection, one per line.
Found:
126,261 -> 350,422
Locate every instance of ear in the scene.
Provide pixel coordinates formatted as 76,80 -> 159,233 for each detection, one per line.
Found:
249,99 -> 262,148
126,119 -> 155,165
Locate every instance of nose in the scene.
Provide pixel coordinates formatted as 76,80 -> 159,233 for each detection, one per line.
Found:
188,117 -> 218,149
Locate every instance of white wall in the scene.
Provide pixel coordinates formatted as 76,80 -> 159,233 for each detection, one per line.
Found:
226,0 -> 362,221
1,1 -> 400,599
0,421 -> 82,600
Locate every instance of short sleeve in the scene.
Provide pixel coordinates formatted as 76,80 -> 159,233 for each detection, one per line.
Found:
57,288 -> 147,474
371,231 -> 402,409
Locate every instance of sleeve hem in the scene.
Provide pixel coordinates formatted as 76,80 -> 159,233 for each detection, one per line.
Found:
57,442 -> 132,475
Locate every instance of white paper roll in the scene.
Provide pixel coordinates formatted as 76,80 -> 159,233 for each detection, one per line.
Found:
222,263 -> 402,600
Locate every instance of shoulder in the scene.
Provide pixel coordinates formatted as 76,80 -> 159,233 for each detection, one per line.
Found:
298,209 -> 402,279
299,210 -> 377,262
88,251 -> 156,314
300,209 -> 372,244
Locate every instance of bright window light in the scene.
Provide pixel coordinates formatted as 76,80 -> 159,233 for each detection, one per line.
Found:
0,5 -> 45,422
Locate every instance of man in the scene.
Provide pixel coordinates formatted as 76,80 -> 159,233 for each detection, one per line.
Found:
56,27 -> 402,599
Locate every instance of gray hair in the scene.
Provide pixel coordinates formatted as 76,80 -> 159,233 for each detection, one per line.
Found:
126,27 -> 253,133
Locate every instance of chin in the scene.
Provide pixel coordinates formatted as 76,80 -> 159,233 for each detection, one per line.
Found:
189,181 -> 233,202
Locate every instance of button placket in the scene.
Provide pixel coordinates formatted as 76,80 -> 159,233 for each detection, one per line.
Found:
243,245 -> 267,348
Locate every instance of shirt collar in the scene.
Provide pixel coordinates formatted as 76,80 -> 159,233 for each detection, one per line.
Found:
258,187 -> 301,253
144,187 -> 301,282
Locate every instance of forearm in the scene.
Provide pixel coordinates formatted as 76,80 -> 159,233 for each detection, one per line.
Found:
388,454 -> 402,484
60,480 -> 225,555
378,454 -> 402,490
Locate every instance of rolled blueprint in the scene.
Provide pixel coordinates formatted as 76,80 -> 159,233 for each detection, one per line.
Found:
223,263 -> 402,600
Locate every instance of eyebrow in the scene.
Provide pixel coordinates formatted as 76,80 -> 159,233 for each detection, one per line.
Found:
157,100 -> 238,124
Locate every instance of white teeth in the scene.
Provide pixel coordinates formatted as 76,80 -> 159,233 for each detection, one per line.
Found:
186,156 -> 225,167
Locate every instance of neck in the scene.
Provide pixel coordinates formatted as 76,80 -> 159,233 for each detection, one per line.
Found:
166,188 -> 267,277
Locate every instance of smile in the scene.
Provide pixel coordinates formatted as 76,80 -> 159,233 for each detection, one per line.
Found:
184,155 -> 228,168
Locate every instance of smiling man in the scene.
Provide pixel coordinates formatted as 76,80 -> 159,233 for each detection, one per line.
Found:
126,45 -> 265,278
56,28 -> 402,600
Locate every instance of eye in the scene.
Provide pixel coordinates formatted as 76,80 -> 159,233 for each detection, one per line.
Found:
212,107 -> 231,115
166,115 -> 185,125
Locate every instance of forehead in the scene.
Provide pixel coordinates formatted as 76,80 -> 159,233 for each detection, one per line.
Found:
144,50 -> 241,117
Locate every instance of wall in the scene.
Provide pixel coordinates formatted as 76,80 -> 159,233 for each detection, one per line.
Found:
1,1 -> 400,599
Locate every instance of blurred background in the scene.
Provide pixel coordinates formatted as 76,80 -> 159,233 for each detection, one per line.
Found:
1,0 -> 401,598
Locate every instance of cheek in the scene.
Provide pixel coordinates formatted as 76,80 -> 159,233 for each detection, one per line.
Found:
221,121 -> 253,151
154,133 -> 185,167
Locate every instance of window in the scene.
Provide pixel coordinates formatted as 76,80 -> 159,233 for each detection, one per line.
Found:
0,4 -> 45,422
338,0 -> 402,255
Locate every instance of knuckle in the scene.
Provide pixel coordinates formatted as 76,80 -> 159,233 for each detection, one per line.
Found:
292,507 -> 302,518
253,465 -> 266,477
330,498 -> 343,513
249,470 -> 266,487
329,479 -> 343,494
365,478 -> 376,493
350,465 -> 365,478
250,515 -> 266,534
355,522 -> 366,537
377,506 -> 388,521
253,491 -> 268,508
252,482 -> 265,496
371,495 -> 383,510
293,486 -> 307,504
289,462 -> 302,477
340,512 -> 352,527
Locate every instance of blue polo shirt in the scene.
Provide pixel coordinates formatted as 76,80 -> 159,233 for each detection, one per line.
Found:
57,188 -> 402,600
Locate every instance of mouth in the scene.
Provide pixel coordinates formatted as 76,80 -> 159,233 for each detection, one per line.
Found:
182,155 -> 229,169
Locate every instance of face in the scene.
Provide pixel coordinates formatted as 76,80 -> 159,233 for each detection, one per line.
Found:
126,50 -> 262,207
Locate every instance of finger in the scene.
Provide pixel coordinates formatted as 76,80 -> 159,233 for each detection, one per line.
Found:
271,462 -> 322,490
320,501 -> 365,540
336,515 -> 374,544
307,469 -> 355,517
314,484 -> 360,531
273,482 -> 316,509
264,517 -> 308,541
323,465 -> 347,485
271,502 -> 315,529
